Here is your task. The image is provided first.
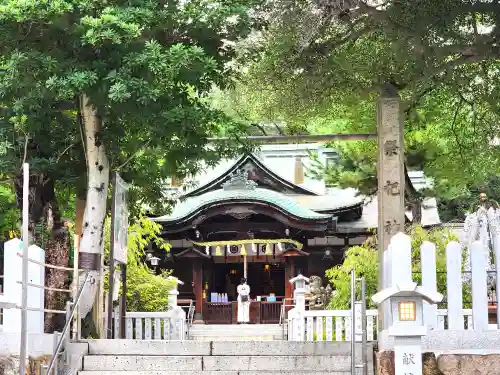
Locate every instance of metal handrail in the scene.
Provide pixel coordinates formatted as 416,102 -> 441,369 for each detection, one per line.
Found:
279,298 -> 295,326
44,272 -> 93,375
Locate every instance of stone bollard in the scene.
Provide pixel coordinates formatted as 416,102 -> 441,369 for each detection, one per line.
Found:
166,276 -> 186,339
288,274 -> 310,341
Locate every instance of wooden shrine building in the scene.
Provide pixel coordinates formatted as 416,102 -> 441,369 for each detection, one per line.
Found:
150,144 -> 441,324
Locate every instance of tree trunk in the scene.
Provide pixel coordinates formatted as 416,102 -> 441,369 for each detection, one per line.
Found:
77,95 -> 110,332
13,170 -> 51,244
411,197 -> 423,224
13,171 -> 71,333
44,195 -> 70,333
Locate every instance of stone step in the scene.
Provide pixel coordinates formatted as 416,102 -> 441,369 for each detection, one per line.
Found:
82,355 -> 351,372
189,325 -> 282,332
80,371 -> 353,375
189,330 -> 284,335
190,336 -> 280,341
189,325 -> 284,340
86,340 -> 358,356
189,333 -> 284,338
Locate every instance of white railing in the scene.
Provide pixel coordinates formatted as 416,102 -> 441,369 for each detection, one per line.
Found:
288,309 -> 378,342
288,308 -> 499,341
110,310 -> 185,340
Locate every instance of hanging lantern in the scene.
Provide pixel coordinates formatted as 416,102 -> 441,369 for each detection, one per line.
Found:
205,246 -> 210,255
215,246 -> 222,256
264,264 -> 270,271
278,242 -> 283,252
265,244 -> 272,255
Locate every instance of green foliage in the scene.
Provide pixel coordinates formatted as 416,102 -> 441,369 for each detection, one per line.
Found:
326,242 -> 378,310
104,215 -> 174,312
437,178 -> 500,221
222,1 -> 500,220
0,0 -> 264,219
307,140 -> 377,196
326,226 -> 462,310
125,216 -> 174,311
0,184 -> 19,241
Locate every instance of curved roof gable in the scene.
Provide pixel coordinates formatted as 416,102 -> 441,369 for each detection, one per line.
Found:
153,171 -> 333,224
183,153 -> 318,198
153,187 -> 333,224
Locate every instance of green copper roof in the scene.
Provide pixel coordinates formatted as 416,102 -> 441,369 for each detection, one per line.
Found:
153,188 -> 333,223
153,170 -> 334,223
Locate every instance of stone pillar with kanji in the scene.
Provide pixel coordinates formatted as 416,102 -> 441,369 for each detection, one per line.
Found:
377,85 -> 406,329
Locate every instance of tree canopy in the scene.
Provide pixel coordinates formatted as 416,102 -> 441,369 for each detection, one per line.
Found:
0,0 -> 264,329
0,0 -> 261,213
214,0 -> 500,219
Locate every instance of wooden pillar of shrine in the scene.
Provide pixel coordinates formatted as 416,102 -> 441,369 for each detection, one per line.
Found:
280,247 -> 308,307
174,247 -> 210,323
192,260 -> 204,323
285,258 -> 295,302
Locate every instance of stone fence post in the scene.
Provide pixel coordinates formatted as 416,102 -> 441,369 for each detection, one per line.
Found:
3,238 -> 45,333
288,274 -> 310,341
167,276 -> 186,339
167,276 -> 183,310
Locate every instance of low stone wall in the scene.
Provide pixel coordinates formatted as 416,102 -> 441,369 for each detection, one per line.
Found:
377,351 -> 500,375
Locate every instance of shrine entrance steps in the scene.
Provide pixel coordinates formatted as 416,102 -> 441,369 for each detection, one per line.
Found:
189,323 -> 284,341
78,340 -> 374,375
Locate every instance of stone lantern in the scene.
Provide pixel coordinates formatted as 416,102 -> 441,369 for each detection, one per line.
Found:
167,276 -> 184,310
372,282 -> 443,375
289,274 -> 310,311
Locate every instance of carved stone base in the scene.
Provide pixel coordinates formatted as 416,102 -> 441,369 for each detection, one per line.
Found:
376,351 -> 443,375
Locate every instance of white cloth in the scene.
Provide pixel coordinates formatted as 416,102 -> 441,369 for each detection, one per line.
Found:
237,283 -> 250,323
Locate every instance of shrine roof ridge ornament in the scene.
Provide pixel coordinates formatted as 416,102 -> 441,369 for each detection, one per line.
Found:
222,169 -> 258,191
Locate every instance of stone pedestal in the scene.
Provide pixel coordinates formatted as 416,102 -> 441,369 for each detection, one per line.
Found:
376,351 -> 442,375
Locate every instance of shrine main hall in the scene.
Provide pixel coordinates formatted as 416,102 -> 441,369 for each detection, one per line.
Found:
150,144 -> 440,324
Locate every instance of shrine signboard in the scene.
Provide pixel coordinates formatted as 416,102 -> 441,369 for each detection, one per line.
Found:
112,173 -> 129,264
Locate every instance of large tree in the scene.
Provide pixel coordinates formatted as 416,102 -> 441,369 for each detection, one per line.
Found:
218,0 -> 500,217
0,0 -> 260,330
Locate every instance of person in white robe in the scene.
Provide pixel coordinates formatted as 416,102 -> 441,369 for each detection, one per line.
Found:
237,278 -> 250,323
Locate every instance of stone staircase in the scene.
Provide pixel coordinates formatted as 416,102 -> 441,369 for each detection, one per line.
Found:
189,324 -> 285,341
77,340 -> 374,375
